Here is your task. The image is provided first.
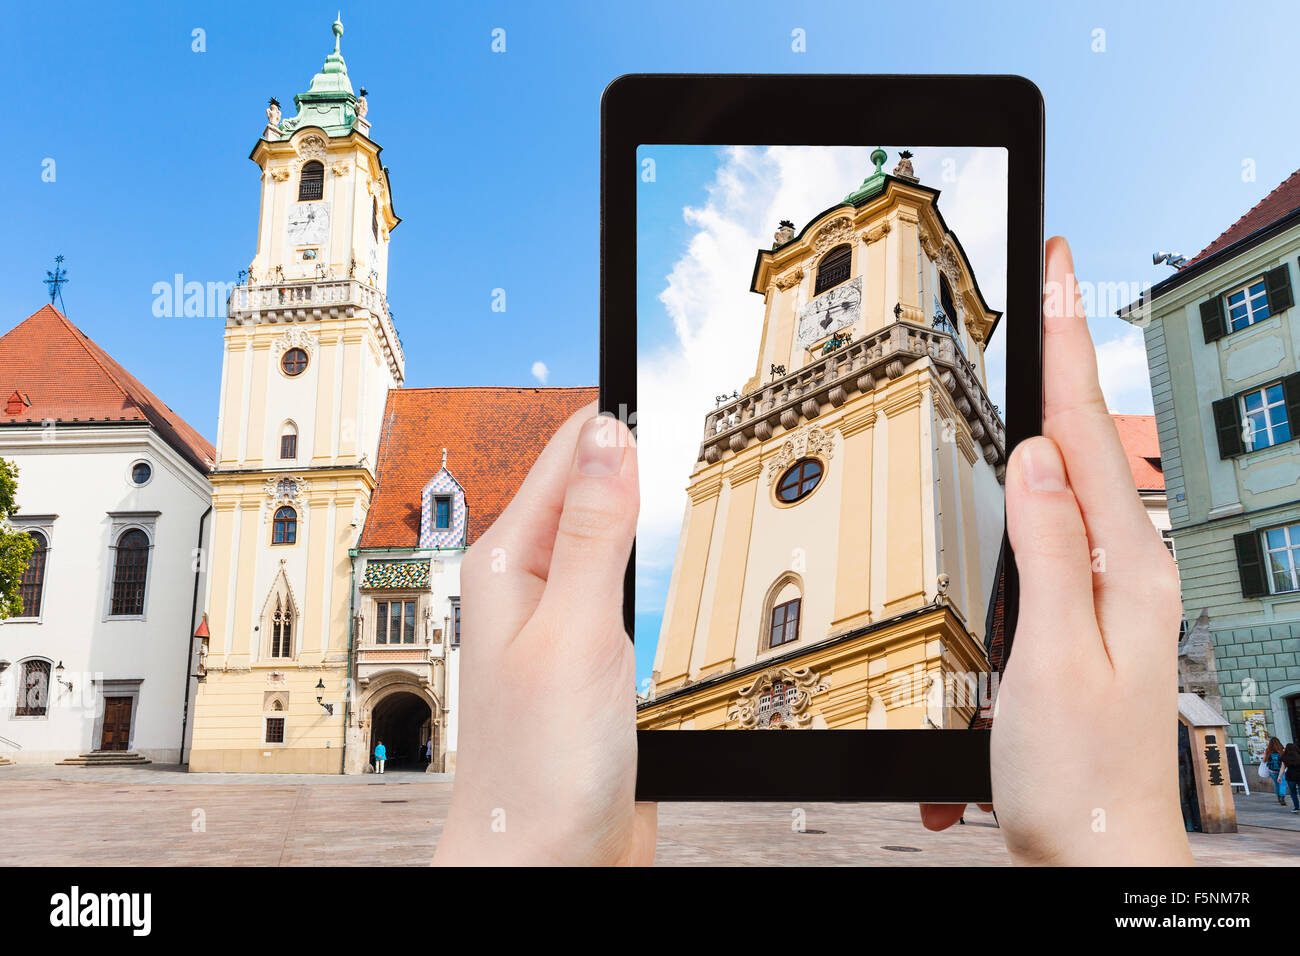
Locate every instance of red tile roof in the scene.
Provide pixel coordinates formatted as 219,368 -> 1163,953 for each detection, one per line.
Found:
0,305 -> 216,474
1112,414 -> 1164,491
360,386 -> 598,548
1186,168 -> 1300,268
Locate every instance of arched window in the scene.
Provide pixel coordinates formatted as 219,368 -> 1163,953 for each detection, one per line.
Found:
15,659 -> 51,716
776,458 -> 823,503
814,244 -> 852,295
269,594 -> 294,658
761,573 -> 804,652
298,160 -> 324,201
280,423 -> 298,460
272,507 -> 297,545
17,530 -> 48,618
371,197 -> 379,242
939,273 -> 957,323
110,529 -> 149,616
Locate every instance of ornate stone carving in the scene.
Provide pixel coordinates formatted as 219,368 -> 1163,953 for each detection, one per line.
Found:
272,327 -> 318,358
296,134 -> 328,161
774,269 -> 804,291
330,162 -> 352,177
766,424 -> 836,484
270,167 -> 292,183
812,216 -> 854,254
885,358 -> 905,379
265,475 -> 311,509
266,99 -> 281,127
727,665 -> 832,729
772,219 -> 796,247
862,221 -> 891,244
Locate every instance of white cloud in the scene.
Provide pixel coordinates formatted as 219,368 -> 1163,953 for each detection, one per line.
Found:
637,146 -> 1009,613
531,360 -> 549,385
1094,325 -> 1155,414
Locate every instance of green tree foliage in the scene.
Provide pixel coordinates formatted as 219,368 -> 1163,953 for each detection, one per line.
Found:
0,458 -> 35,619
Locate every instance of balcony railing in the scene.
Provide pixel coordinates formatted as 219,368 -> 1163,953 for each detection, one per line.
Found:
227,278 -> 405,370
702,319 -> 1005,473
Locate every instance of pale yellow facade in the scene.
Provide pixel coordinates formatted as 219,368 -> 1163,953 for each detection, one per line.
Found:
639,159 -> 1006,732
189,34 -> 404,772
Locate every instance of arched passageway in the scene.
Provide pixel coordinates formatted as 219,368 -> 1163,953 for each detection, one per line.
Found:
369,691 -> 433,770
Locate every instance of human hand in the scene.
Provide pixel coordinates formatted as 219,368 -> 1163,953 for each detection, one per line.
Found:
432,404 -> 657,865
921,237 -> 1194,865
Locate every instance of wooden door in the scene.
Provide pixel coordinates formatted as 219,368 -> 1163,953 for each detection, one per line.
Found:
100,697 -> 133,752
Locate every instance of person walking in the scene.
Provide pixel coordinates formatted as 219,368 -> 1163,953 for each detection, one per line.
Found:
1264,737 -> 1287,805
1282,743 -> 1300,814
374,739 -> 387,775
425,737 -> 432,766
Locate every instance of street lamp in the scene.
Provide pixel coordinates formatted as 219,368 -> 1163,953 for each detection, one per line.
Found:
316,678 -> 333,716
54,661 -> 73,693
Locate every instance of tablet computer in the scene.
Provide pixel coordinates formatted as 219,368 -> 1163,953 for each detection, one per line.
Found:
602,74 -> 1043,801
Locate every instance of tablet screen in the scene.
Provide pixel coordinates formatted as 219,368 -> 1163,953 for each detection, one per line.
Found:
635,145 -> 1008,733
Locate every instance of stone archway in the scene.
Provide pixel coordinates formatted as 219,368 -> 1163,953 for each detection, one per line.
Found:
350,673 -> 442,773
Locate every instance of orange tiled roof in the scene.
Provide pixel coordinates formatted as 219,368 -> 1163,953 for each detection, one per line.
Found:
1186,168 -> 1300,268
360,385 -> 598,548
0,305 -> 216,474
1112,414 -> 1164,491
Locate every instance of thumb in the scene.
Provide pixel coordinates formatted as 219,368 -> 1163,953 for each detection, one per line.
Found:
537,413 -> 639,621
1004,436 -> 1101,669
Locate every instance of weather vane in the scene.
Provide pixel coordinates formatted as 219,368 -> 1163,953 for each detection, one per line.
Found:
44,255 -> 68,311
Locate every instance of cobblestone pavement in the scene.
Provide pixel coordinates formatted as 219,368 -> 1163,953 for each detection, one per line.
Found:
0,766 -> 1295,865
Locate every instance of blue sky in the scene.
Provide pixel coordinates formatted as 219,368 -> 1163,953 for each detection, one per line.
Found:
4,0 -> 1299,687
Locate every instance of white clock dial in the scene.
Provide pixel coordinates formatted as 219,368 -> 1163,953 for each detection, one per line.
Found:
797,275 -> 862,350
286,201 -> 331,246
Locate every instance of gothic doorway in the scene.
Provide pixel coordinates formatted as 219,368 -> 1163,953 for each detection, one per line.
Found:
369,691 -> 433,770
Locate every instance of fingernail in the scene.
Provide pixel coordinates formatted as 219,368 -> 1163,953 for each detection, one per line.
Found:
576,416 -> 626,476
1020,439 -> 1066,492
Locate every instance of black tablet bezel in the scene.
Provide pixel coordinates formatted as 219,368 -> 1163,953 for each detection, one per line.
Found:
602,74 -> 1044,802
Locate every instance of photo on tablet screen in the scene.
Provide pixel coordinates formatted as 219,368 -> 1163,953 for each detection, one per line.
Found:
635,145 -> 1008,732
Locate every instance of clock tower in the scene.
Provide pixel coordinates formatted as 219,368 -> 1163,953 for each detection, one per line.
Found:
638,150 -> 1008,732
189,18 -> 403,773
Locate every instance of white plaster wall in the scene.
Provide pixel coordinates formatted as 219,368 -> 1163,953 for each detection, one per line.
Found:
0,425 -> 211,763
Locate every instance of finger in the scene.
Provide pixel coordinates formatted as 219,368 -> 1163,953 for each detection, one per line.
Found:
535,414 -> 639,628
1005,436 -> 1105,669
919,803 -> 966,831
1040,237 -> 1174,658
463,402 -> 597,649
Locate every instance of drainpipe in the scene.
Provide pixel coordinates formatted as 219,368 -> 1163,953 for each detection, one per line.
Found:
179,505 -> 212,765
342,548 -> 358,773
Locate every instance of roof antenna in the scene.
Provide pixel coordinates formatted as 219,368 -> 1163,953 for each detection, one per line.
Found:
44,254 -> 69,313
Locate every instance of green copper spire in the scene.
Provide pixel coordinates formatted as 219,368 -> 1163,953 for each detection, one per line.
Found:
275,15 -> 362,139
844,147 -> 889,205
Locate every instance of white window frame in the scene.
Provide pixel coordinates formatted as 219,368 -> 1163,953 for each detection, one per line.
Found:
103,513 -> 159,622
1224,277 -> 1271,332
1263,523 -> 1300,595
1240,382 -> 1291,452
9,516 -> 55,623
374,595 -> 421,645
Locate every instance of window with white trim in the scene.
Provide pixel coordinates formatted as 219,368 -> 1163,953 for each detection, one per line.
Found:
1241,382 -> 1291,451
1263,523 -> 1300,594
1225,278 -> 1271,332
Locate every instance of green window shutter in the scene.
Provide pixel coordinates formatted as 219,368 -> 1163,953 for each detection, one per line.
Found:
1212,395 -> 1244,458
1234,530 -> 1268,598
1265,264 -> 1294,314
1282,372 -> 1300,436
1200,296 -> 1227,343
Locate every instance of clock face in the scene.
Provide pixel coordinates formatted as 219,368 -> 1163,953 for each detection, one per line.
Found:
797,275 -> 862,350
286,201 -> 331,246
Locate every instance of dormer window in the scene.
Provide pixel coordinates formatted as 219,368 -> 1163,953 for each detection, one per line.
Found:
298,161 -> 324,201
435,496 -> 451,530
814,244 -> 852,295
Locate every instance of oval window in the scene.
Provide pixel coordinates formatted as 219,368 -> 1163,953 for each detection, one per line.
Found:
131,462 -> 152,485
776,458 -> 823,503
281,347 -> 309,376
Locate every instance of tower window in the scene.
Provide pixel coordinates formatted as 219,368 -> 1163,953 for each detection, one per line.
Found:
272,506 -> 298,545
372,197 -> 379,242
814,244 -> 852,295
280,424 -> 298,460
769,599 -> 801,648
298,161 -> 324,201
776,458 -> 823,503
269,594 -> 294,658
435,496 -> 451,530
281,348 -> 309,376
17,530 -> 48,619
131,462 -> 152,485
110,529 -> 150,617
452,599 -> 461,647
